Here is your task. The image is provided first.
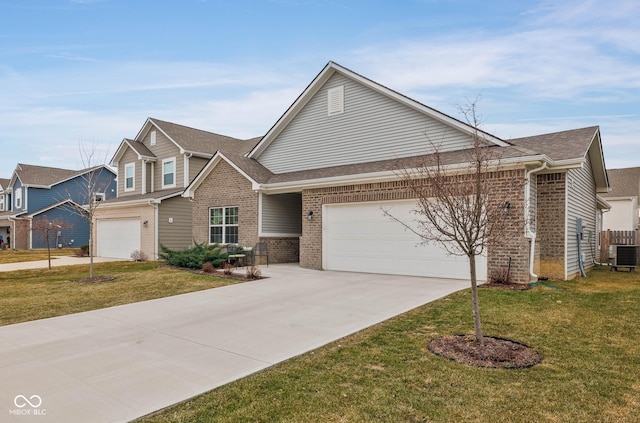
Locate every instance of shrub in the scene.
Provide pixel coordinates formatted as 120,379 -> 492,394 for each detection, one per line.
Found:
223,263 -> 234,275
159,243 -> 227,269
246,265 -> 262,280
80,245 -> 90,256
202,262 -> 215,273
488,267 -> 512,284
130,250 -> 148,261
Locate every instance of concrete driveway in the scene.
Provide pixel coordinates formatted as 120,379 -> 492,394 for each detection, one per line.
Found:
0,264 -> 469,422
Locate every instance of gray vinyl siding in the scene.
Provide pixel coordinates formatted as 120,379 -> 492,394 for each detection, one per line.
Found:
566,155 -> 598,277
261,193 -> 302,235
118,149 -> 141,197
258,73 -> 474,174
157,196 -> 192,251
189,156 -> 209,183
143,130 -> 184,189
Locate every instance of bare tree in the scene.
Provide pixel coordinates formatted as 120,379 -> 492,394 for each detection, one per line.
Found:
385,102 -> 525,347
31,216 -> 71,270
64,141 -> 114,279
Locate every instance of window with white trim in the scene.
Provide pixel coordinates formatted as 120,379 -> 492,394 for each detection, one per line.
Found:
15,187 -> 22,209
162,157 -> 176,188
209,206 -> 239,244
124,163 -> 135,192
94,192 -> 106,202
327,85 -> 344,116
0,195 -> 4,211
150,130 -> 156,146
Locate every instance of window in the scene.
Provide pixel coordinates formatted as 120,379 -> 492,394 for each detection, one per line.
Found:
327,85 -> 344,116
15,188 -> 22,209
209,207 -> 239,244
162,158 -> 176,188
150,130 -> 156,146
94,192 -> 105,202
0,195 -> 4,211
124,163 -> 135,191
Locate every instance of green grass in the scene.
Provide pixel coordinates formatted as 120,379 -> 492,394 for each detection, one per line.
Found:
137,266 -> 640,423
0,261 -> 243,326
0,248 -> 76,264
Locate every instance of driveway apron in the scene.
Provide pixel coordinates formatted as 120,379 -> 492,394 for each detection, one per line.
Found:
0,264 -> 469,422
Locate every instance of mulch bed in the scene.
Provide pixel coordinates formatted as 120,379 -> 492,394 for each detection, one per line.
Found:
428,335 -> 542,369
74,275 -> 117,283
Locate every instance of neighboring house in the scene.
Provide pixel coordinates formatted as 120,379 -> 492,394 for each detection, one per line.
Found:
183,61 -> 609,282
0,164 -> 117,249
94,118 -> 260,259
600,167 -> 640,231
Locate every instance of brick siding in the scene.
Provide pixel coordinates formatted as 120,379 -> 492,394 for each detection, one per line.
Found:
301,169 -> 531,283
192,160 -> 298,264
536,172 -> 566,279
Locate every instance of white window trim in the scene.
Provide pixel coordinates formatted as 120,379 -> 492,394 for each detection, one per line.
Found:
162,157 -> 177,189
209,206 -> 239,245
15,187 -> 22,209
124,162 -> 135,192
94,192 -> 106,202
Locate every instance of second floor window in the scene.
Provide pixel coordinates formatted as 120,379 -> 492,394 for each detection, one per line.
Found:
125,163 -> 135,191
162,158 -> 176,188
15,188 -> 22,209
0,195 -> 4,211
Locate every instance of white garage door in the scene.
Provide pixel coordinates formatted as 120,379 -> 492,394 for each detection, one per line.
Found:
323,200 -> 487,281
97,219 -> 141,259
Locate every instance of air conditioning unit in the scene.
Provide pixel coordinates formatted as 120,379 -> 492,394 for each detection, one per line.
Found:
608,245 -> 639,271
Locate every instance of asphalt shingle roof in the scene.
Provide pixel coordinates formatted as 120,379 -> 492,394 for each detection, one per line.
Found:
150,118 -> 257,156
602,167 -> 640,198
507,126 -> 599,162
13,164 -> 86,187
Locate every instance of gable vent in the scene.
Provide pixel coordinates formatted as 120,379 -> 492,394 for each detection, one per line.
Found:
150,130 -> 157,146
327,85 -> 344,116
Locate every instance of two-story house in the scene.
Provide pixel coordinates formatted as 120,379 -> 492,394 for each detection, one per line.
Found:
0,164 -> 117,249
94,118 -> 259,259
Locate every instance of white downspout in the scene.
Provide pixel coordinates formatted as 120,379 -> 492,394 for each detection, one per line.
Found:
525,161 -> 548,282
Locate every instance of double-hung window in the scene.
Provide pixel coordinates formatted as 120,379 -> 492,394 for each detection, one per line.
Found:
124,163 -> 135,192
209,206 -> 238,244
162,158 -> 176,188
15,188 -> 22,209
0,195 -> 4,211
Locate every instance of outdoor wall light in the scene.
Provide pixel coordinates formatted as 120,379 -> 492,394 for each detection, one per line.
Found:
503,201 -> 511,215
307,210 -> 314,220
143,220 -> 148,226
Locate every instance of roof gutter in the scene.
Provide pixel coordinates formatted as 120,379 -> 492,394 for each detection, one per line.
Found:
525,160 -> 549,282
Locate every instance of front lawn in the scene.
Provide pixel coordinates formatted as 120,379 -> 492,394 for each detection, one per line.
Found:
138,266 -> 640,422
0,248 -> 76,264
0,261 -> 243,326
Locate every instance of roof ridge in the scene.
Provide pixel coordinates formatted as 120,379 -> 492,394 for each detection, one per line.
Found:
149,117 -> 245,141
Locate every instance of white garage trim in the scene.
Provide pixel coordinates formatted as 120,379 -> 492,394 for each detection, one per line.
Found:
97,218 -> 141,259
322,199 -> 487,280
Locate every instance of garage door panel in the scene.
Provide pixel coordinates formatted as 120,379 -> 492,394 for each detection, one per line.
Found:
324,201 -> 487,280
97,219 -> 141,259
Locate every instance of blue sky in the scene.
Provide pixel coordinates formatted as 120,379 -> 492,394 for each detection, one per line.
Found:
1,0 -> 639,174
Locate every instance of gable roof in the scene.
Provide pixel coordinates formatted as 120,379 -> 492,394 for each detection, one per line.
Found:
25,199 -> 85,218
0,178 -> 10,191
111,118 -> 259,166
8,164 -> 115,189
508,126 -> 609,192
248,61 -> 509,160
602,167 -> 640,198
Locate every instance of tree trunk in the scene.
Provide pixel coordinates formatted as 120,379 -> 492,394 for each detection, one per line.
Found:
89,220 -> 94,279
469,254 -> 484,347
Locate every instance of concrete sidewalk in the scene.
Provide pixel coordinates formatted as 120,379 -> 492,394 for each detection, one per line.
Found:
0,264 -> 469,422
0,256 -> 124,272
